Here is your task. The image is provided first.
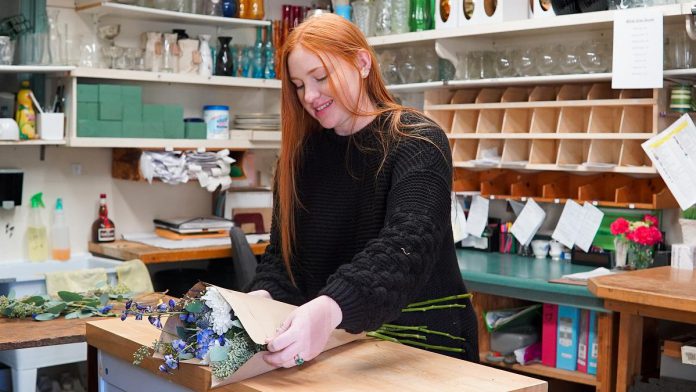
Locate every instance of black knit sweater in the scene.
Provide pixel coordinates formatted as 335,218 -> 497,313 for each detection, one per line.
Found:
249,111 -> 479,361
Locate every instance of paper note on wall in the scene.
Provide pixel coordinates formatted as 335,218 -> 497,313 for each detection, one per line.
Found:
612,8 -> 662,89
574,203 -> 604,252
510,199 -> 546,246
642,114 -> 696,210
466,195 -> 489,238
552,199 -> 584,249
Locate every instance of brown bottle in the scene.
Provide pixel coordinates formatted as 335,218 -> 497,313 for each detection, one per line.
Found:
92,193 -> 116,243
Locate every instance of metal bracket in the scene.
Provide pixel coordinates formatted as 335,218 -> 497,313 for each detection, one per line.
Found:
40,145 -> 45,161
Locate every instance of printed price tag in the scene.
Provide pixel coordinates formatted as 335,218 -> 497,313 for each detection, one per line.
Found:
681,345 -> 696,365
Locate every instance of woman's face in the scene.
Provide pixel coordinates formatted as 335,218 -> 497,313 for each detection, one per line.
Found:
287,45 -> 372,135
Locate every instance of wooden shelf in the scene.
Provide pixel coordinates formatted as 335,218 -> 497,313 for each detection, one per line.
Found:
453,161 -> 657,174
0,65 -> 75,73
71,67 -> 281,89
480,354 -> 597,387
447,133 -> 654,140
426,98 -> 655,110
67,136 -> 279,149
75,1 -> 269,27
367,3 -> 685,47
453,169 -> 677,209
0,140 -> 67,146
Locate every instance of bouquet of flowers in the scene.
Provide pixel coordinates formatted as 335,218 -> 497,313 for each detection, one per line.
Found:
122,283 -> 359,388
610,214 -> 662,269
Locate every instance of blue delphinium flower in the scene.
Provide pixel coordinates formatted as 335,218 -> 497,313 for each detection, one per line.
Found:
171,339 -> 186,353
125,299 -> 133,310
158,364 -> 169,373
168,299 -> 176,310
157,303 -> 168,312
164,354 -> 178,370
187,313 -> 196,323
148,315 -> 162,329
135,313 -> 143,321
120,311 -> 128,321
99,304 -> 114,314
195,328 -> 214,359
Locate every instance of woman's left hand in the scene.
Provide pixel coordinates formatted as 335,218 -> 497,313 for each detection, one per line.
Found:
263,295 -> 343,368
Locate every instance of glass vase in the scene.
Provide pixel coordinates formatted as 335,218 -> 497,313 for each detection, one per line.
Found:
627,242 -> 654,270
613,237 -> 628,269
215,36 -> 233,76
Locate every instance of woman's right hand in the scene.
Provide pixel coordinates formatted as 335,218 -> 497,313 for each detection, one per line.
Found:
247,290 -> 272,299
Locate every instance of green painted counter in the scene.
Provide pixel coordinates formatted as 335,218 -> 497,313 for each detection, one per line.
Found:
456,249 -> 606,312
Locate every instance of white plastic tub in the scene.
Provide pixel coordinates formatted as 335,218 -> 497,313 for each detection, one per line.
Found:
0,254 -> 121,297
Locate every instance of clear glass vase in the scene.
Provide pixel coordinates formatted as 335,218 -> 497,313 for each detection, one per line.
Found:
613,237 -> 628,269
627,242 -> 654,270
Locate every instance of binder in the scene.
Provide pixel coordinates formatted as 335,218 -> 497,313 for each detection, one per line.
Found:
577,309 -> 590,373
556,305 -> 580,371
541,303 -> 558,367
588,311 -> 599,375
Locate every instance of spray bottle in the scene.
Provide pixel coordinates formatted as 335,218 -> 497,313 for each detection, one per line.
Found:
51,198 -> 70,261
15,80 -> 37,140
27,192 -> 48,262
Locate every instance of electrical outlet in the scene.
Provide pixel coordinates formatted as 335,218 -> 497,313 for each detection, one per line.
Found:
71,163 -> 82,176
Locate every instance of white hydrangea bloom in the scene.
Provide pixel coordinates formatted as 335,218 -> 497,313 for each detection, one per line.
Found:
201,287 -> 234,335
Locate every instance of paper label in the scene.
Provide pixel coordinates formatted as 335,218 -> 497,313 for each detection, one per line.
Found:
612,8 -> 663,89
98,228 -> 115,242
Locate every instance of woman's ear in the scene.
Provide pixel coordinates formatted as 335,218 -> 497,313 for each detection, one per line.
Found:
356,49 -> 372,78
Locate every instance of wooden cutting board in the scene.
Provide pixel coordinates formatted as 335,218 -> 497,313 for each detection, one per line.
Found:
87,318 -> 547,392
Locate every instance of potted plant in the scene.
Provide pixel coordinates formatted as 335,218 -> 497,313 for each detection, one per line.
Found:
680,206 -> 696,246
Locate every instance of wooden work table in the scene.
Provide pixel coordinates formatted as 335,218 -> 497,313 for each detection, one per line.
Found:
589,267 -> 696,392
89,239 -> 268,264
86,317 -> 547,392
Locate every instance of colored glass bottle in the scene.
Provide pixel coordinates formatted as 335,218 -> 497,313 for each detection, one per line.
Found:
215,36 -> 234,76
92,193 -> 116,243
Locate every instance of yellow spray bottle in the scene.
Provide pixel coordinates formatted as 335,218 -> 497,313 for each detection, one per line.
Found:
15,80 -> 37,140
27,192 -> 48,262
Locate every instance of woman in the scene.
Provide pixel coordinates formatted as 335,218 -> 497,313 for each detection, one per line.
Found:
246,13 -> 479,368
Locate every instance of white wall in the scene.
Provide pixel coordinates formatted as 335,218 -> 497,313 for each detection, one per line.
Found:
0,146 -> 213,262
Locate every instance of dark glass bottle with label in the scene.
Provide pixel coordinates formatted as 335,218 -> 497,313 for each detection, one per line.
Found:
92,193 -> 115,243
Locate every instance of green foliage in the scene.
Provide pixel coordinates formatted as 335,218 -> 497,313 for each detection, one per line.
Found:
682,206 -> 696,220
185,300 -> 203,313
0,288 -> 125,321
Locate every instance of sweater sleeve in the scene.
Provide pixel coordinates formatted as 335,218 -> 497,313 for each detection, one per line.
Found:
246,197 -> 306,306
318,127 -> 453,333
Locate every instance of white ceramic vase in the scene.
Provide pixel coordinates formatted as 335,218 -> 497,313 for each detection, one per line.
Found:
178,39 -> 199,74
198,34 -> 213,77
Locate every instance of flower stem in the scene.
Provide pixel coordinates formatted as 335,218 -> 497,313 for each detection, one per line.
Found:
380,324 -> 466,342
375,330 -> 426,340
402,304 -> 467,312
367,332 -> 463,353
406,294 -> 472,308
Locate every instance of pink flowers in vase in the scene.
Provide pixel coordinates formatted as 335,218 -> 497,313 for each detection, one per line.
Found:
610,214 -> 662,247
610,214 -> 663,269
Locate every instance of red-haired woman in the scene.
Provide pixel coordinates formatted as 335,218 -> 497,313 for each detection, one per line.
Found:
246,13 -> 478,368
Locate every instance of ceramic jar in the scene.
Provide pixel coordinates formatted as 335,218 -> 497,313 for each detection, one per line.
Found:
178,39 -> 199,74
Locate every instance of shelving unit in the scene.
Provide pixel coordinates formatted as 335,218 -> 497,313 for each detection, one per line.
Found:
75,1 -> 270,27
67,134 -> 278,149
426,82 -> 659,175
480,355 -> 598,387
368,2 -> 687,48
452,168 -> 677,209
0,140 -> 67,146
0,65 -> 75,73
70,68 -> 281,89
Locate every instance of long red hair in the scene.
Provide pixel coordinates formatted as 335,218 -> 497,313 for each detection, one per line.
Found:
277,13 -> 434,283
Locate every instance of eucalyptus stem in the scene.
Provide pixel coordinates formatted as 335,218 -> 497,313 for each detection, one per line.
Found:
406,293 -> 473,308
375,330 -> 426,340
381,324 -> 427,330
402,304 -> 468,312
368,332 -> 463,353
